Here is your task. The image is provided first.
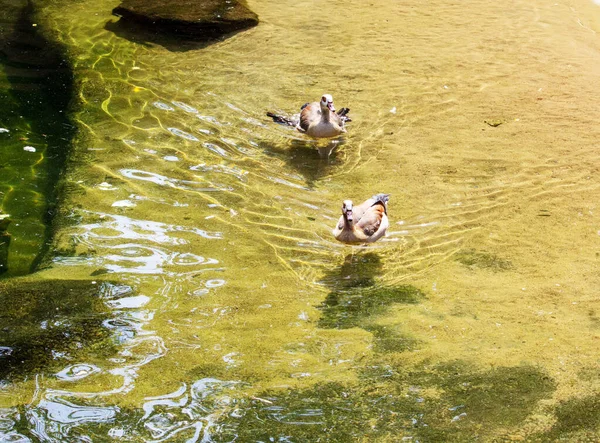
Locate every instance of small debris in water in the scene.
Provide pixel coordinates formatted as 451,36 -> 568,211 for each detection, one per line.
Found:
23,146 -> 36,152
163,155 -> 179,162
390,107 -> 397,114
451,412 -> 467,422
0,128 -> 9,133
484,120 -> 504,127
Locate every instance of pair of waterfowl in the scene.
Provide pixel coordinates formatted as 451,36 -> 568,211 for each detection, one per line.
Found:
267,94 -> 390,245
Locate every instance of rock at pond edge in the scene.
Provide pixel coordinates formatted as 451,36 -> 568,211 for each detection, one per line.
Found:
112,0 -> 259,40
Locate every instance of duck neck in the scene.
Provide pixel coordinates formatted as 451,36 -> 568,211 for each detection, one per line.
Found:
343,213 -> 353,228
321,106 -> 331,123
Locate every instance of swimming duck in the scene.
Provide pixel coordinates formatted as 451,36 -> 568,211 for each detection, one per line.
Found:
267,94 -> 351,138
332,194 -> 390,244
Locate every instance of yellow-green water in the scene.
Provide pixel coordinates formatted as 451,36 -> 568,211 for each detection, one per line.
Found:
2,0 -> 600,440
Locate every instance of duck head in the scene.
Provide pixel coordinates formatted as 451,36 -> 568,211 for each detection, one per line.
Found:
342,199 -> 353,223
320,94 -> 335,112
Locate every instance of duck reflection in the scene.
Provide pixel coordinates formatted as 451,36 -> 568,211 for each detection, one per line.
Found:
258,138 -> 346,187
317,253 -> 424,331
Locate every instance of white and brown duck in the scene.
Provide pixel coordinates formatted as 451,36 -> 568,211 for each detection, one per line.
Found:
332,194 -> 390,244
267,94 -> 351,138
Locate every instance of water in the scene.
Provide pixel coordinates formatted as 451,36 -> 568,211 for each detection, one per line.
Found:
2,0 -> 600,440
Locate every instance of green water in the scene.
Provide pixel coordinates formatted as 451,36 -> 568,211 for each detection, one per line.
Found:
2,0 -> 600,440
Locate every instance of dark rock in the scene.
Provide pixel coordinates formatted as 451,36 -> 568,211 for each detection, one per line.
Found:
111,0 -> 258,46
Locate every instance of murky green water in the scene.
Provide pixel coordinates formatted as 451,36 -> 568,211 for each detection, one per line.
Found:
2,0 -> 600,440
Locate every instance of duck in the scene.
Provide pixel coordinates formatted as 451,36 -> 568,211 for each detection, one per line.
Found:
267,94 -> 351,138
332,194 -> 390,244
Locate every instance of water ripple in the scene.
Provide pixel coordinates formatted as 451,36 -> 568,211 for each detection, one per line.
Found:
77,212 -> 222,245
56,364 -> 101,382
168,127 -> 199,141
120,168 -> 232,192
152,101 -> 174,111
171,101 -> 198,114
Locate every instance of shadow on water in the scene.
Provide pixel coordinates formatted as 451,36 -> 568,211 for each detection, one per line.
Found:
531,366 -> 600,440
0,0 -> 75,276
0,278 -> 116,380
218,362 -> 555,441
259,139 -> 345,188
317,252 -> 425,352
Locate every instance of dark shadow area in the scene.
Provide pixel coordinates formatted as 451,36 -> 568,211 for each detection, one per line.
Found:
531,366 -> 600,440
258,138 -> 345,188
0,0 -> 76,276
221,362 -> 555,442
107,0 -> 258,52
536,394 -> 600,440
0,278 -> 116,380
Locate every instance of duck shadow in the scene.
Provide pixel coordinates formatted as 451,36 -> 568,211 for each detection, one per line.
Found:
316,253 -> 424,352
258,138 -> 345,187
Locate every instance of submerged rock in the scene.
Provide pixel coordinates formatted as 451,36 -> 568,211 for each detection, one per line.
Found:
111,0 -> 258,44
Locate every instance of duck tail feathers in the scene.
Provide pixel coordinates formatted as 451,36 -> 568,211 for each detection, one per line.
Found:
267,112 -> 297,127
337,107 -> 352,123
371,194 -> 390,212
372,193 -> 390,204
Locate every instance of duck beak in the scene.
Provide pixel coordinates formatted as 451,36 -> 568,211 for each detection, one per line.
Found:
327,102 -> 335,112
345,209 -> 353,222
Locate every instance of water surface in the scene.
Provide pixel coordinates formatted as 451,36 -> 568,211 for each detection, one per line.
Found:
2,0 -> 600,440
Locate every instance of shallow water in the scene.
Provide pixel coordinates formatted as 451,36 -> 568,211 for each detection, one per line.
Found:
2,0 -> 600,440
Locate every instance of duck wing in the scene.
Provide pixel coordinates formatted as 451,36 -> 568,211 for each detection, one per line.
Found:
298,102 -> 320,132
352,194 -> 389,222
356,204 -> 386,237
